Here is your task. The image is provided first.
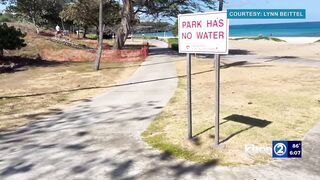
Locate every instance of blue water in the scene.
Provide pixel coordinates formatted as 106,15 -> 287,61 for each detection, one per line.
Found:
138,22 -> 320,37
134,31 -> 174,37
230,21 -> 320,37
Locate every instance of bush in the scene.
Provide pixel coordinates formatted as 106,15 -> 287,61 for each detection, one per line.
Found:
0,23 -> 27,56
0,13 -> 15,22
167,38 -> 178,51
171,43 -> 179,51
167,38 -> 178,45
172,20 -> 178,37
86,34 -> 98,40
0,16 -> 12,23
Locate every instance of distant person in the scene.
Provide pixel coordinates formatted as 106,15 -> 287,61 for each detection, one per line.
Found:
55,25 -> 61,37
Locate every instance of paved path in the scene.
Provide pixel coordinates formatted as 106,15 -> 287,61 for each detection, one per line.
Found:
1,40 -> 320,180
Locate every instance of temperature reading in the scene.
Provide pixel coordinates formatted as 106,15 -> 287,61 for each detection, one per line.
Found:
292,143 -> 301,148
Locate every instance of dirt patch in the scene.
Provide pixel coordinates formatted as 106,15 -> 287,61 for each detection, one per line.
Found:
0,61 -> 142,131
41,49 -> 146,62
0,56 -> 61,73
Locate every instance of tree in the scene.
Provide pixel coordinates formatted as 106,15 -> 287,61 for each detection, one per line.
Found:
94,0 -> 103,70
218,0 -> 224,11
3,0 -> 66,33
0,23 -> 26,56
134,21 -> 172,33
172,20 -> 178,37
60,0 -> 121,38
113,0 -> 133,49
114,0 -> 216,49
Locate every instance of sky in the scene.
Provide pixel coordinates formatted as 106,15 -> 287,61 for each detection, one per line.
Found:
0,5 -> 5,12
225,0 -> 320,25
1,0 -> 319,25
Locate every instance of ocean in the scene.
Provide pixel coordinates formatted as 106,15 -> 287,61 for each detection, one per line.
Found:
134,31 -> 174,37
136,21 -> 320,37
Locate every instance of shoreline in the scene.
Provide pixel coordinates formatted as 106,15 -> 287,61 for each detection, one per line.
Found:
154,36 -> 319,44
230,36 -> 319,44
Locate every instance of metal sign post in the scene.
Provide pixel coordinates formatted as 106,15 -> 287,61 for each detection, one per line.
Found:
187,53 -> 192,139
214,0 -> 223,147
214,54 -> 220,146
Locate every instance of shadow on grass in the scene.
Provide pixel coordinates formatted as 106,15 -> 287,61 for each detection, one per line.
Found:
224,114 -> 272,128
221,61 -> 274,69
0,56 -> 63,73
228,49 -> 253,55
265,56 -> 299,62
192,115 -> 272,144
220,114 -> 272,144
197,49 -> 254,59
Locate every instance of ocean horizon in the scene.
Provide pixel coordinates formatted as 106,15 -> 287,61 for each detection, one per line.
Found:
136,21 -> 320,37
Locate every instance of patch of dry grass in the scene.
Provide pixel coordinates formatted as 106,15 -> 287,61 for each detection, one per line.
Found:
143,58 -> 320,166
0,61 -> 141,130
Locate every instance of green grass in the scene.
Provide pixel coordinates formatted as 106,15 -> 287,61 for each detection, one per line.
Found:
142,79 -> 221,163
0,13 -> 15,22
143,132 -> 210,162
167,38 -> 178,51
142,112 -> 213,163
86,34 -> 98,40
133,36 -> 159,40
167,38 -> 178,44
0,98 -> 17,107
233,36 -> 286,42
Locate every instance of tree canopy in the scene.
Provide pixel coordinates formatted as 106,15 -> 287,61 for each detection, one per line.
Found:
134,21 -> 172,33
114,0 -> 216,49
0,23 -> 26,56
5,0 -> 66,28
60,0 -> 121,33
1,0 -> 217,49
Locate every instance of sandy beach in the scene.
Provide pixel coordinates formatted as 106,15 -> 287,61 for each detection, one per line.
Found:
229,37 -> 320,61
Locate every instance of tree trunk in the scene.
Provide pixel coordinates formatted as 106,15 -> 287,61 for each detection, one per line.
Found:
77,26 -> 80,39
83,27 -> 87,38
95,26 -> 99,36
218,0 -> 224,11
113,0 -> 133,50
32,17 -> 40,34
94,0 -> 104,71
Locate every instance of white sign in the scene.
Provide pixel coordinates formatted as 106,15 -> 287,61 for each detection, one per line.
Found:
178,11 -> 229,54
